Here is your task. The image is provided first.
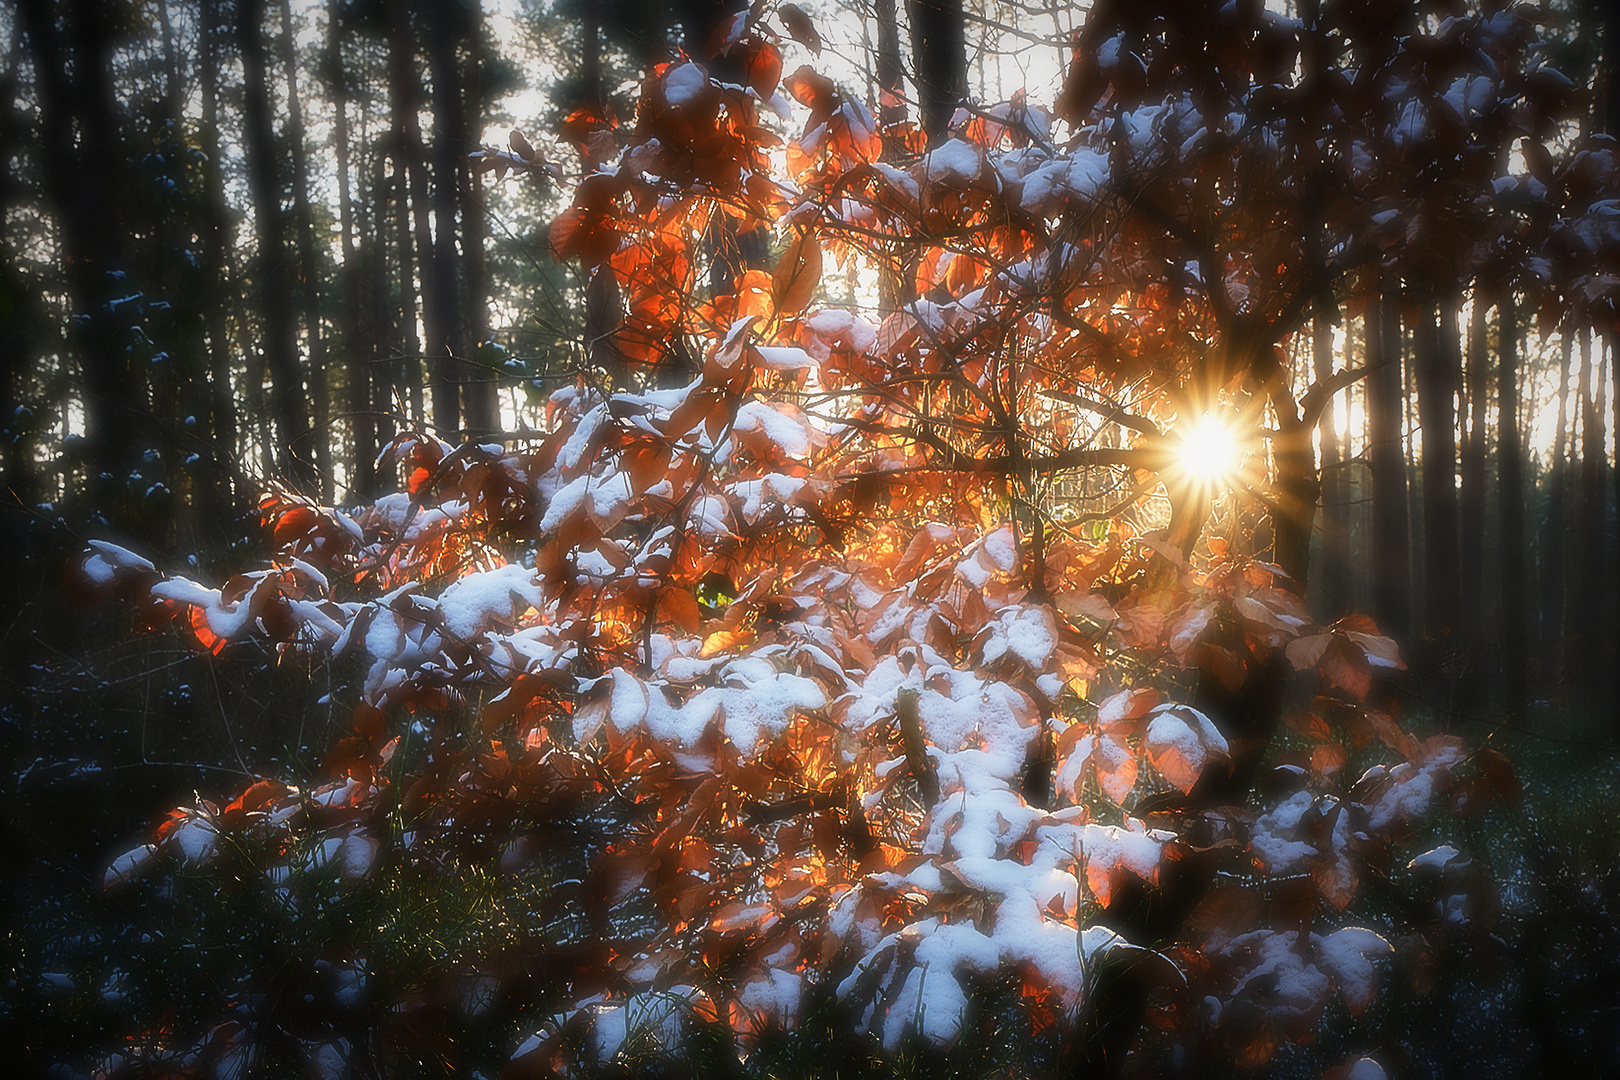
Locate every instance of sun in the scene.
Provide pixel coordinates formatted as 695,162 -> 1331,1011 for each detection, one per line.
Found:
1172,411 -> 1244,491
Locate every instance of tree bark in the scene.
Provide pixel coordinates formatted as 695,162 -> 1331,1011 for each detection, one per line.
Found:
326,11 -> 372,499
460,4 -> 498,438
1313,310 -> 1344,619
907,0 -> 967,145
1367,295 -> 1412,641
1577,330 -> 1608,708
1539,331 -> 1573,689
18,0 -> 150,529
1414,300 -> 1461,656
386,3 -> 425,424
1498,293 -> 1528,721
1457,291 -> 1488,708
278,0 -> 331,500
423,0 -> 466,437
239,0 -> 316,490
197,0 -> 241,525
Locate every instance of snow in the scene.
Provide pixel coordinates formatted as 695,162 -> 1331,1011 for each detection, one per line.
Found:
85,540 -> 155,583
436,563 -> 543,641
1143,705 -> 1228,793
924,138 -> 982,183
755,345 -> 818,371
732,473 -> 808,521
734,400 -> 814,459
1251,789 -> 1316,873
1315,927 -> 1391,1013
1408,844 -> 1463,873
980,604 -> 1057,668
664,62 -> 709,109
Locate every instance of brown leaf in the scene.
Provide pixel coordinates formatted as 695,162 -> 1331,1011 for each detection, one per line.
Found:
778,3 -> 822,54
773,230 -> 822,315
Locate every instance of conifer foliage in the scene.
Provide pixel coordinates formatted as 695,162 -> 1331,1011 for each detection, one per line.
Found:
82,1 -> 1610,1076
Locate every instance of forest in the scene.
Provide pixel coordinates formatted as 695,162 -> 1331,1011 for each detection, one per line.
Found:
2,0 -> 1618,1077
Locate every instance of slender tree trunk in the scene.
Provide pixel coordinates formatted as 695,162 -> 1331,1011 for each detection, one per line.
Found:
874,0 -> 906,131
1498,293 -> 1528,721
908,0 -> 967,145
1540,331 -> 1573,690
423,0 -> 465,437
239,0 -> 315,490
17,0 -> 148,529
386,6 -> 424,424
1457,293 -> 1488,707
278,0 -> 331,500
1415,300 -> 1461,660
1314,310 -> 1343,619
1577,330 -> 1609,709
327,14 -> 372,499
197,0 -> 240,526
460,4 -> 498,437
1367,295 -> 1412,641
1577,330 -> 1600,703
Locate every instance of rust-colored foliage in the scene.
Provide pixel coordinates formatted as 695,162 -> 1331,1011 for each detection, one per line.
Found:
83,2 -> 1612,1076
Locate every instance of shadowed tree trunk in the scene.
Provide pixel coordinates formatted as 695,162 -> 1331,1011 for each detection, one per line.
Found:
1414,299 -> 1461,675
460,2 -> 499,438
386,4 -> 425,424
1498,293 -> 1527,721
279,0 -> 332,500
1367,294 -> 1412,641
326,12 -> 373,498
197,0 -> 240,525
1314,309 -> 1344,619
1457,292 -> 1488,707
16,0 -> 146,529
239,0 -> 316,490
423,0 -> 467,437
908,0 -> 967,145
1576,332 -> 1609,708
1540,331 -> 1572,689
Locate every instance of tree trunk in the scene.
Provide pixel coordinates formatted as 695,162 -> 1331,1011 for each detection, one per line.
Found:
460,8 -> 498,438
239,0 -> 315,490
197,0 -> 241,527
1540,330 -> 1573,690
278,0 -> 331,500
1414,300 -> 1461,657
907,0 -> 967,145
1367,295 -> 1412,641
1457,292 -> 1488,708
1577,330 -> 1608,709
327,11 -> 372,499
1313,310 -> 1344,619
423,0 -> 465,438
1498,293 -> 1528,721
386,4 -> 425,424
18,0 -> 150,530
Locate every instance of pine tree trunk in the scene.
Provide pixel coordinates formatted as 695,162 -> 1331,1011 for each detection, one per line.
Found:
424,0 -> 465,437
386,6 -> 424,425
278,0 -> 331,500
1415,300 -> 1461,659
1498,293 -> 1528,720
460,2 -> 498,438
197,0 -> 240,525
17,0 -> 146,527
1577,330 -> 1608,708
328,13 -> 372,499
907,0 -> 967,145
1367,295 -> 1412,641
1313,310 -> 1343,619
239,0 -> 315,490
1540,331 -> 1573,690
